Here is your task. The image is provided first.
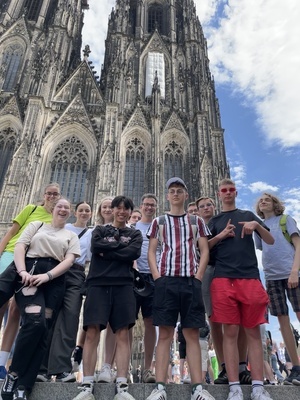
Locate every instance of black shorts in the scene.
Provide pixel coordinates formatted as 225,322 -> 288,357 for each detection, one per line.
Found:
152,276 -> 205,329
83,285 -> 136,333
135,273 -> 155,319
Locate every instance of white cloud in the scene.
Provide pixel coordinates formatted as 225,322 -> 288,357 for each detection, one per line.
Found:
248,182 -> 279,193
204,0 -> 300,147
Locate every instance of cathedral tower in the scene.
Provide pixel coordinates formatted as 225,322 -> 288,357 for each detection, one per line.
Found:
0,0 -> 229,231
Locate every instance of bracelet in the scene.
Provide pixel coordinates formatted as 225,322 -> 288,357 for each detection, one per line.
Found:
47,271 -> 53,281
17,270 -> 26,275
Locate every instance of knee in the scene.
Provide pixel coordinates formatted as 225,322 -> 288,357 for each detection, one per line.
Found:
23,306 -> 46,335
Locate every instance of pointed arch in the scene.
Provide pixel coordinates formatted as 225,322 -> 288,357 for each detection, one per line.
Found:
124,137 -> 145,205
0,128 -> 17,190
1,42 -> 24,92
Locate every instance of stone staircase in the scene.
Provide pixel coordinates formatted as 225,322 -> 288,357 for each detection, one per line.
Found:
21,383 -> 300,400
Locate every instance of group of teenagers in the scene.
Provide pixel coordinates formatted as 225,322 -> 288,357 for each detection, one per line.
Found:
0,177 -> 299,400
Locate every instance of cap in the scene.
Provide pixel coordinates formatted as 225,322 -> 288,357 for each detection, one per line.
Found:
166,177 -> 187,190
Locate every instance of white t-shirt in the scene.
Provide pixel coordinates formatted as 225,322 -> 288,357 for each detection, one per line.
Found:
17,221 -> 81,262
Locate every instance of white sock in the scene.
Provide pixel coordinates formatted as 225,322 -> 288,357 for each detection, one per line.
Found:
0,351 -> 10,367
116,377 -> 127,384
82,376 -> 94,384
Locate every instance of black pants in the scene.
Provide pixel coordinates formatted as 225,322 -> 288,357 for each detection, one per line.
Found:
10,257 -> 64,391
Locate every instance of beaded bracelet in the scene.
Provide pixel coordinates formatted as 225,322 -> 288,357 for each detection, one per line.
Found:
17,270 -> 26,275
47,271 -> 53,281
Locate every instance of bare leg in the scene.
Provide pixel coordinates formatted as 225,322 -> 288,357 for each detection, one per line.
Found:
144,317 -> 156,370
115,327 -> 130,378
278,315 -> 300,366
244,325 -> 264,381
155,326 -> 174,383
83,325 -> 100,376
183,327 -> 202,384
223,324 -> 239,382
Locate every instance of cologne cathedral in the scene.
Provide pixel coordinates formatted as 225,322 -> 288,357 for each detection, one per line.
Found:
0,0 -> 229,232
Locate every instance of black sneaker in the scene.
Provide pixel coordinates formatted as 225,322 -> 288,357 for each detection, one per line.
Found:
239,368 -> 252,385
284,366 -> 300,385
73,346 -> 83,364
1,373 -> 18,400
214,367 -> 228,384
13,385 -> 28,400
72,346 -> 83,372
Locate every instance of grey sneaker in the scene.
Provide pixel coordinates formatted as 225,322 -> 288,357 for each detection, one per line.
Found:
114,382 -> 135,399
146,384 -> 167,400
56,372 -> 76,382
72,383 -> 95,400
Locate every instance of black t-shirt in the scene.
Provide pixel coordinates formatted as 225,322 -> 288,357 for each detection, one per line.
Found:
208,209 -> 267,279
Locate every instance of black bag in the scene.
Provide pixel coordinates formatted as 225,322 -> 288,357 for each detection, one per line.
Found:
0,261 -> 19,307
199,321 -> 210,338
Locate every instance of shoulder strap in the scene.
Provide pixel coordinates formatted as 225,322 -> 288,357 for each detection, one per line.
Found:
158,215 -> 166,243
188,214 -> 198,246
279,214 -> 292,244
78,228 -> 88,239
29,205 -> 38,217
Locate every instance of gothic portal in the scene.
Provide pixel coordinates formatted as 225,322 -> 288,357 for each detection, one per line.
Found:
0,0 -> 229,231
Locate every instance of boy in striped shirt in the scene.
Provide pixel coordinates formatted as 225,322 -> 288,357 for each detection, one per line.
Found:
146,177 -> 214,400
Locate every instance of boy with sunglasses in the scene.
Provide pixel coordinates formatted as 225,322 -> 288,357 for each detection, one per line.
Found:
208,179 -> 274,400
72,196 -> 143,400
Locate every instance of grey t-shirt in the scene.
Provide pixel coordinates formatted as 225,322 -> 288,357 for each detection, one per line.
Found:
255,214 -> 299,280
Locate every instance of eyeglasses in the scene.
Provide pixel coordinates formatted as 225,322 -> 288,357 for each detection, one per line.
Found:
219,188 -> 236,193
198,202 -> 213,209
142,203 -> 157,208
168,189 -> 185,195
45,192 -> 60,197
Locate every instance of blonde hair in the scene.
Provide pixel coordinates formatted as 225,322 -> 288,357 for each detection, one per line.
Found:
195,196 -> 215,208
96,196 -> 114,225
256,193 -> 285,218
218,178 -> 235,188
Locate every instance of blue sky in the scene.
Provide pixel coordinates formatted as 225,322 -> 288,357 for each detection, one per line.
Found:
82,0 -> 300,344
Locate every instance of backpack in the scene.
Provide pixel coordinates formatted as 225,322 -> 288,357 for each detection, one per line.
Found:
158,214 -> 198,246
279,214 -> 292,244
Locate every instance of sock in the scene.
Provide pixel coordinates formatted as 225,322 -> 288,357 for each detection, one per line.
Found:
229,382 -> 242,392
239,362 -> 247,373
192,383 -> 202,394
0,351 -> 10,367
156,382 -> 166,390
82,376 -> 94,384
252,381 -> 264,394
116,377 -> 127,384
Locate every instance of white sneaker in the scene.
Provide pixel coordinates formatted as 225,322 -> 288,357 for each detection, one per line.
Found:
250,389 -> 273,400
191,385 -> 215,400
96,365 -> 113,383
227,390 -> 244,400
72,383 -> 95,400
146,384 -> 167,400
113,382 -> 135,399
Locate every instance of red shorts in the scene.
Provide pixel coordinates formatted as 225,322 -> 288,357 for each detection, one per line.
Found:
210,278 -> 269,328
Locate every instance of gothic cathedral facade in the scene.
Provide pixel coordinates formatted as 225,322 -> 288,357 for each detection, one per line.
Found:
0,0 -> 229,232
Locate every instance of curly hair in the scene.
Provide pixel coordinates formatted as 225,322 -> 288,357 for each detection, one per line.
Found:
256,193 -> 285,218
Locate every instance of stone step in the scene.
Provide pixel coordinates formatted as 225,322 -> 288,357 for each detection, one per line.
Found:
17,382 -> 300,400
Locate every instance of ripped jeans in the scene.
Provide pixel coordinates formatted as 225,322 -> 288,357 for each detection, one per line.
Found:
10,257 -> 65,391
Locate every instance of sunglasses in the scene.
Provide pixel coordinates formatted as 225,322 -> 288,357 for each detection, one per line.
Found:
220,188 -> 236,193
